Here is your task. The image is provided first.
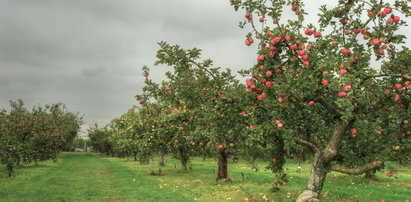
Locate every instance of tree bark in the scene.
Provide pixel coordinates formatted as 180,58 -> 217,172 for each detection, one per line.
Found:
181,157 -> 187,170
396,159 -> 403,171
330,160 -> 383,175
296,121 -> 352,201
216,149 -> 229,181
159,150 -> 166,167
179,149 -> 188,170
296,152 -> 328,202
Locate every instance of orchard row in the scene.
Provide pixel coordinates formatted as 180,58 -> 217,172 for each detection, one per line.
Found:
89,1 -> 410,201
0,100 -> 82,176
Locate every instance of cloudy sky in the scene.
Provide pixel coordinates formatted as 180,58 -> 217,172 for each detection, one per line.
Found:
1,0 -> 409,134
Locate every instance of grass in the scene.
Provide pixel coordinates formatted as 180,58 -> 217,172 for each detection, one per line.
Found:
0,152 -> 410,202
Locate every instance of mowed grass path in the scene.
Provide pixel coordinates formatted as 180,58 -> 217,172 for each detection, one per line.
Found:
0,153 -> 189,202
1,152 -> 410,201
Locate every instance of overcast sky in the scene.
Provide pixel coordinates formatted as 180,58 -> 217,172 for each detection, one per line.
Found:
1,0 -> 409,134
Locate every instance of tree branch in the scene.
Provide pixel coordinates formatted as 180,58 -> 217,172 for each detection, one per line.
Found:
323,120 -> 353,162
365,74 -> 411,80
330,160 -> 384,175
294,138 -> 319,153
316,96 -> 341,118
188,59 -> 217,80
249,18 -> 263,38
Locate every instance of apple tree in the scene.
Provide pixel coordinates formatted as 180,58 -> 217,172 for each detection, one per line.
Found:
139,42 -> 255,178
230,0 -> 410,201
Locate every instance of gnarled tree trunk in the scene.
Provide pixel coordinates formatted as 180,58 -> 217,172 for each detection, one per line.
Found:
296,120 -> 352,202
216,149 -> 229,181
296,152 -> 328,202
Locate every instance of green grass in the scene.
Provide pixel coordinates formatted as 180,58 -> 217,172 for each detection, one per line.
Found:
0,153 -> 410,202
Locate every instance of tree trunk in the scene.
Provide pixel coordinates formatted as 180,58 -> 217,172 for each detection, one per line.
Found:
15,156 -> 20,166
179,149 -> 188,170
181,156 -> 187,170
296,153 -> 328,202
396,159 -> 402,171
296,120 -> 352,202
159,151 -> 165,166
216,149 -> 229,181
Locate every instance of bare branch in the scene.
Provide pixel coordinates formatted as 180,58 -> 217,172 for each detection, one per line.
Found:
249,18 -> 263,38
295,138 -> 319,153
330,160 -> 384,175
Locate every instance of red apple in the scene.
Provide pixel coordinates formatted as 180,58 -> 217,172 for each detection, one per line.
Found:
245,13 -> 252,20
384,7 -> 392,14
340,19 -> 348,25
340,69 -> 348,75
341,48 -> 350,55
350,56 -> 358,63
266,70 -> 272,77
393,93 -> 401,101
351,128 -> 358,135
257,94 -> 265,100
257,55 -> 265,61
322,79 -> 330,86
314,31 -> 322,38
302,54 -> 309,61
259,17 -> 264,22
393,16 -> 400,22
385,171 -> 392,177
343,85 -> 351,92
289,44 -> 298,50
297,50 -> 306,56
284,35 -> 292,42
271,37 -> 282,44
265,81 -> 273,87
217,144 -> 224,149
371,38 -> 380,46
395,83 -> 403,89
307,101 -> 315,106
304,28 -> 313,36
338,91 -> 346,97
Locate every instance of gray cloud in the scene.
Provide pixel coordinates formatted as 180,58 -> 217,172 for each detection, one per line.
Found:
0,0 -> 409,134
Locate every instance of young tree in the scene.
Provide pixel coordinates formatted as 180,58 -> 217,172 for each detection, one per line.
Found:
139,42 -> 252,178
230,0 -> 410,201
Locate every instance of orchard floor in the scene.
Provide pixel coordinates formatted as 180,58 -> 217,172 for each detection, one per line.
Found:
0,153 -> 410,202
